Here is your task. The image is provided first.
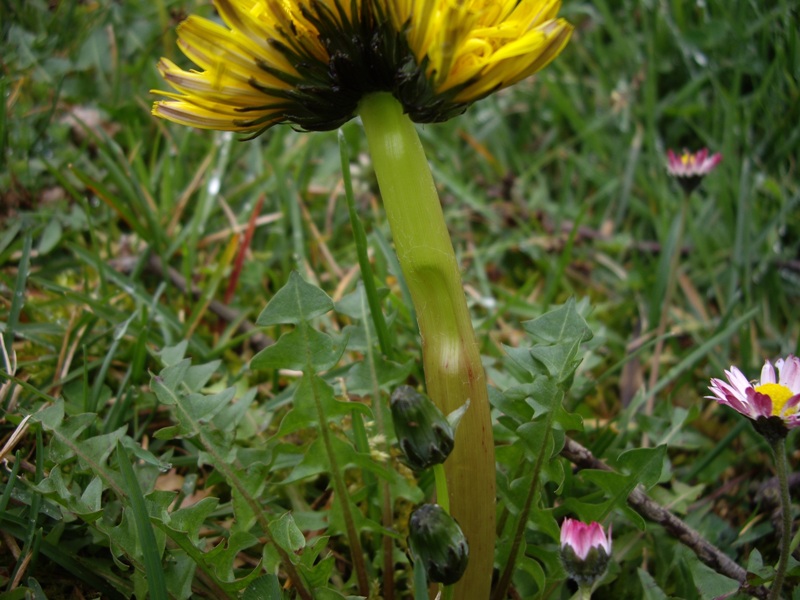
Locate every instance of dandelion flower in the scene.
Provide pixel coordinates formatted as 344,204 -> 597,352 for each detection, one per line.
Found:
152,0 -> 573,134
707,355 -> 800,437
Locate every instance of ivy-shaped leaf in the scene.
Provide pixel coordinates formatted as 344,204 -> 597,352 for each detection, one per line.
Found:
251,323 -> 344,372
273,373 -> 370,439
283,435 -> 392,484
256,271 -> 334,326
566,445 -> 668,528
269,513 -> 306,554
344,356 -> 414,395
521,298 -> 593,344
168,497 -> 220,547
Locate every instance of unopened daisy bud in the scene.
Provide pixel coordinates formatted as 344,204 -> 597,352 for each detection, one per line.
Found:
560,518 -> 612,588
408,503 -> 469,585
390,385 -> 454,471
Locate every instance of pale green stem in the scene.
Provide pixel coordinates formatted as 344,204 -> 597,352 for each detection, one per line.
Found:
769,437 -> 792,600
434,463 -> 454,600
358,92 -> 496,600
578,584 -> 593,600
433,463 -> 450,514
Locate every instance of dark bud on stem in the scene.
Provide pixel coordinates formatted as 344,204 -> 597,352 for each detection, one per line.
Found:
753,415 -> 789,445
561,544 -> 611,588
408,503 -> 469,585
390,385 -> 454,470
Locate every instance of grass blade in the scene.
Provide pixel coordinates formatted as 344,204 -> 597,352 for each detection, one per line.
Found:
115,440 -> 169,600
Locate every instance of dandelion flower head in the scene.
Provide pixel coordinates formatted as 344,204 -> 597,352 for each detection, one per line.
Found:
152,0 -> 573,135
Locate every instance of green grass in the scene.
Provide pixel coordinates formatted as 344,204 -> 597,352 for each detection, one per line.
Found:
1,0 -> 799,598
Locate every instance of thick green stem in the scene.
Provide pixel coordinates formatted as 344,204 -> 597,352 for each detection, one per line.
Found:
359,92 -> 495,600
769,437 -> 792,600
434,463 -> 450,514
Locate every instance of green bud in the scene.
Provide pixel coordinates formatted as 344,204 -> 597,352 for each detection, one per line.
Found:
561,544 -> 611,588
390,385 -> 454,471
408,503 -> 469,585
559,518 -> 611,589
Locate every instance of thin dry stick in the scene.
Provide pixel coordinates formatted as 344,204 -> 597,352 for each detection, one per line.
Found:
561,437 -> 769,600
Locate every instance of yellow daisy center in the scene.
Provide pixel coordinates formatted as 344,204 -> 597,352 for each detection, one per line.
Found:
754,383 -> 796,416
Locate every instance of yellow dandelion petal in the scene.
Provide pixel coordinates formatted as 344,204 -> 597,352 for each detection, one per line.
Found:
152,0 -> 572,134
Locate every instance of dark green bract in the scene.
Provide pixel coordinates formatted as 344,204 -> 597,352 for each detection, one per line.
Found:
390,385 -> 455,470
408,503 -> 469,585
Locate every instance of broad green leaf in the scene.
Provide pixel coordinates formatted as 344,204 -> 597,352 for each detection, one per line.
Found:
490,382 -> 535,425
515,552 -> 546,599
256,271 -> 334,326
615,446 -> 668,490
312,589 -> 357,600
205,531 -> 261,583
687,554 -> 739,599
152,364 -> 236,438
335,283 -> 390,319
213,387 -> 258,432
230,466 -> 269,533
76,476 -> 104,521
168,497 -> 220,546
157,341 -> 189,368
37,217 -> 63,255
269,513 -> 306,554
516,421 -> 555,462
183,360 -> 223,392
284,435 -> 392,484
521,298 -> 593,344
244,575 -> 284,600
638,568 -> 669,600
162,551 -> 195,600
345,356 -> 414,394
528,336 -> 584,383
250,324 -> 344,372
502,344 -> 539,381
32,401 -> 66,431
274,373 -> 369,438
153,359 -> 192,397
570,445 -> 667,526
649,480 -> 705,515
74,426 -> 127,472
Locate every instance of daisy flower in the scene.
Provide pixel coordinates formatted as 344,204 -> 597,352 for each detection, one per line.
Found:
707,355 -> 800,433
665,148 -> 722,194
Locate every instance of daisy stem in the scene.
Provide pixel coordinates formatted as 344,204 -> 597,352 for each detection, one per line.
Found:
358,92 -> 496,600
769,437 -> 792,600
644,194 -> 688,445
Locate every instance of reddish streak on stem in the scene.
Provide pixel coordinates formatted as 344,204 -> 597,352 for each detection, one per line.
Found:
224,195 -> 265,305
